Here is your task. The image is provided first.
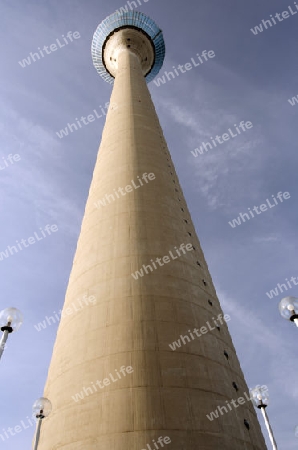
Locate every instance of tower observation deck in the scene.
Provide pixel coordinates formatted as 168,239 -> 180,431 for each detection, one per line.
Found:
92,10 -> 165,84
36,11 -> 267,450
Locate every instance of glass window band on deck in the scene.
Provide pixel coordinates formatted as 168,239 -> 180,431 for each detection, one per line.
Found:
91,11 -> 165,84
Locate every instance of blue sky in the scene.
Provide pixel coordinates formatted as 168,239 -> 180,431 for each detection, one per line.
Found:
0,0 -> 297,448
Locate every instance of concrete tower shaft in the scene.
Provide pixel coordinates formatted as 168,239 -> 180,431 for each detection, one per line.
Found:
36,12 -> 267,450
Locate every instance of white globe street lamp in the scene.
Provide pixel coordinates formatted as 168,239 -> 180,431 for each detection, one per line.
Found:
279,296 -> 298,327
0,307 -> 23,360
32,397 -> 52,450
250,386 -> 278,450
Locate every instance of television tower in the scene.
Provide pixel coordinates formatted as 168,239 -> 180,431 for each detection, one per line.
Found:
36,11 -> 267,449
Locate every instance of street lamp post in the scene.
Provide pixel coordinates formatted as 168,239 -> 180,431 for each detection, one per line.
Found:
250,386 -> 278,450
0,307 -> 23,360
279,296 -> 298,327
260,407 -> 278,450
32,397 -> 52,450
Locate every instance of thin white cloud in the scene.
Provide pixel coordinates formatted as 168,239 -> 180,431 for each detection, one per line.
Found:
156,94 -> 264,209
0,106 -> 82,235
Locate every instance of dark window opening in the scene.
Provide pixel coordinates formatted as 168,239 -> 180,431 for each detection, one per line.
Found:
224,351 -> 229,359
188,232 -> 192,237
203,279 -> 207,286
232,382 -> 239,391
208,299 -> 212,306
244,419 -> 250,430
